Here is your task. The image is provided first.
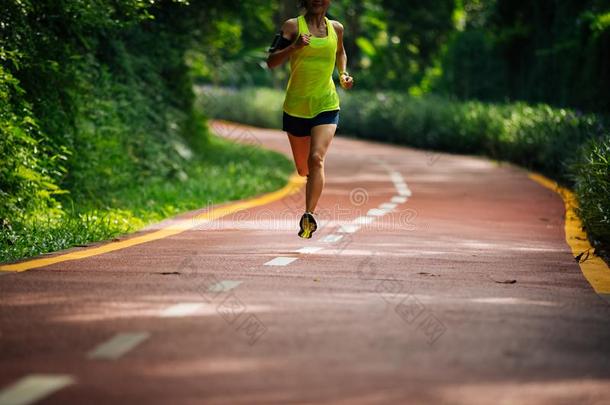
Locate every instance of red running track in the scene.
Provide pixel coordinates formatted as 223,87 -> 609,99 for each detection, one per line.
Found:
0,120 -> 609,404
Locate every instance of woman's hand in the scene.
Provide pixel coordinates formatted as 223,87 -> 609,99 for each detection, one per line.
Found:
340,72 -> 354,90
293,33 -> 311,49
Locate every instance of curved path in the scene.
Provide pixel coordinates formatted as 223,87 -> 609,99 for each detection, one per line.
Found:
0,120 -> 609,404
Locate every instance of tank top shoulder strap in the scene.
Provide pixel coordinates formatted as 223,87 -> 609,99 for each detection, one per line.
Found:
297,15 -> 335,38
325,17 -> 337,39
297,15 -> 309,36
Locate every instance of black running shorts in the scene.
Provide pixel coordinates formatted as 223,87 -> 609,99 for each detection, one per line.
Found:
282,109 -> 340,137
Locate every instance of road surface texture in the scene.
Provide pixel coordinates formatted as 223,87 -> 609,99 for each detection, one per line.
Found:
1,120 -> 609,404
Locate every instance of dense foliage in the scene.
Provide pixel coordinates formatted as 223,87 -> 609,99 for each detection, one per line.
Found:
199,86 -> 610,256
571,138 -> 610,251
0,0 -> 291,262
437,0 -> 610,112
191,0 -> 610,113
1,1 -> 193,221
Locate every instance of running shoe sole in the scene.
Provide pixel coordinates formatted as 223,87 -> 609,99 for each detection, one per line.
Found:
298,213 -> 317,239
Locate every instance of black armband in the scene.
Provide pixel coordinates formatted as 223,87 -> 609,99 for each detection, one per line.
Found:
268,31 -> 292,53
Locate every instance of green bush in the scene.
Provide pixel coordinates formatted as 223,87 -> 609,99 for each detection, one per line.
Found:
1,1 -> 205,221
201,86 -> 610,255
0,2 -> 296,263
195,86 -> 283,129
0,64 -> 67,223
571,138 -> 610,255
340,94 -> 605,185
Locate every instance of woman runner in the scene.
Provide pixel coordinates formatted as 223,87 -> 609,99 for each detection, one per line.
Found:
267,0 -> 354,239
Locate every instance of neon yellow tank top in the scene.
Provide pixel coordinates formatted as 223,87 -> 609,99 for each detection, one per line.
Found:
283,15 -> 340,118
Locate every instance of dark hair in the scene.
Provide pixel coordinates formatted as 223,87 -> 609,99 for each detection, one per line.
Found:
298,1 -> 335,19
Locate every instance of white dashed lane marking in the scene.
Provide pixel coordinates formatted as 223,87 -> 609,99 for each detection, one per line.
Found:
209,280 -> 242,292
87,332 -> 150,360
337,224 -> 360,233
379,202 -> 397,210
321,234 -> 343,243
367,208 -> 387,217
353,216 -> 375,224
0,374 -> 75,405
390,171 -> 403,180
391,196 -> 408,203
160,303 -> 204,317
264,257 -> 298,266
296,246 -> 324,254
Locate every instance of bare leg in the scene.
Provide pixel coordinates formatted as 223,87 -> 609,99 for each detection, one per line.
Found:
287,133 -> 311,176
306,124 -> 337,213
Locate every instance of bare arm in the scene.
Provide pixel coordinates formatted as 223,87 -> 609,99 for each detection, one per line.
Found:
266,19 -> 310,69
333,21 -> 354,89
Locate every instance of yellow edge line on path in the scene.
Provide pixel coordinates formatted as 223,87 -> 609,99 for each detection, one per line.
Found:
528,172 -> 610,294
0,172 -> 306,273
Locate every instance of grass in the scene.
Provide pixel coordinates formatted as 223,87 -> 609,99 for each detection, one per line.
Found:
0,133 -> 294,264
571,138 -> 610,253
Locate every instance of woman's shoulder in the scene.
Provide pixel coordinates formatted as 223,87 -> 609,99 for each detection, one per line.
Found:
279,17 -> 299,40
281,17 -> 299,31
329,19 -> 344,33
